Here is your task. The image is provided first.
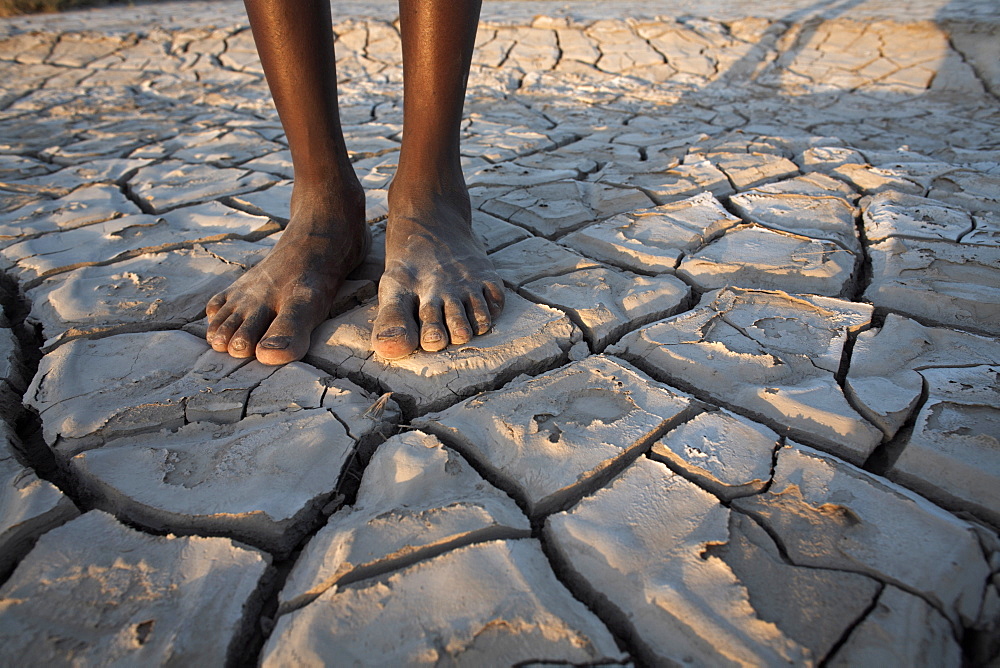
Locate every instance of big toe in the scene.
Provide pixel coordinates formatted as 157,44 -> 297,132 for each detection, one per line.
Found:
372,299 -> 419,360
254,305 -> 315,366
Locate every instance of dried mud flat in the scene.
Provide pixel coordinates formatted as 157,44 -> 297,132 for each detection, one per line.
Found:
1,0 -> 999,665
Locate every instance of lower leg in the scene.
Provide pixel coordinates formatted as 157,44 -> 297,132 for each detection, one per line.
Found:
206,0 -> 368,365
372,0 -> 505,359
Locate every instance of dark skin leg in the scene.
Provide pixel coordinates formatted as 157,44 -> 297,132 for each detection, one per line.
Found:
208,0 -> 503,363
372,0 -> 504,358
206,0 -> 368,365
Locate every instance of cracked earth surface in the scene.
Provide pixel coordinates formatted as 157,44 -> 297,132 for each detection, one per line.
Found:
0,0 -> 999,665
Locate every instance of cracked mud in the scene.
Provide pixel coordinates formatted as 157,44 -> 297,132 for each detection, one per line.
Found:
0,0 -> 999,665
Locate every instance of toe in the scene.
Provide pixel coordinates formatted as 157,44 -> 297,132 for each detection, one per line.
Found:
209,312 -> 242,352
443,296 -> 474,345
206,292 -> 227,319
255,303 -> 314,365
418,300 -> 448,352
467,292 -> 492,336
484,281 -> 505,319
372,293 -> 420,359
228,309 -> 272,358
206,302 -> 235,339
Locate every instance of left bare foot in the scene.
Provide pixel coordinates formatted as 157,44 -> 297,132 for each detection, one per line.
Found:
371,174 -> 505,359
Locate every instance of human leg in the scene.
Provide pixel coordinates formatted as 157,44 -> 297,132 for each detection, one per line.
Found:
370,0 -> 504,359
205,0 -> 368,365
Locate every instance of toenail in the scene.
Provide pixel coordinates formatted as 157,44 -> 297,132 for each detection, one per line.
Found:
423,329 -> 443,342
491,302 -> 502,311
377,326 -> 407,340
231,339 -> 246,351
260,336 -> 290,350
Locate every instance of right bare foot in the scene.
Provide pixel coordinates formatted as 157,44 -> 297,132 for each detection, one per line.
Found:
205,183 -> 369,365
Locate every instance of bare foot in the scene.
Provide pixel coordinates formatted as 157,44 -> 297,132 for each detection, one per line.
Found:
372,176 -> 505,359
206,184 -> 369,365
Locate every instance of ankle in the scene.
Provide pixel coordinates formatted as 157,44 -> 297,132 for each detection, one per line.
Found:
290,176 -> 366,220
389,161 -> 467,200
388,178 -> 469,218
394,145 -> 465,186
